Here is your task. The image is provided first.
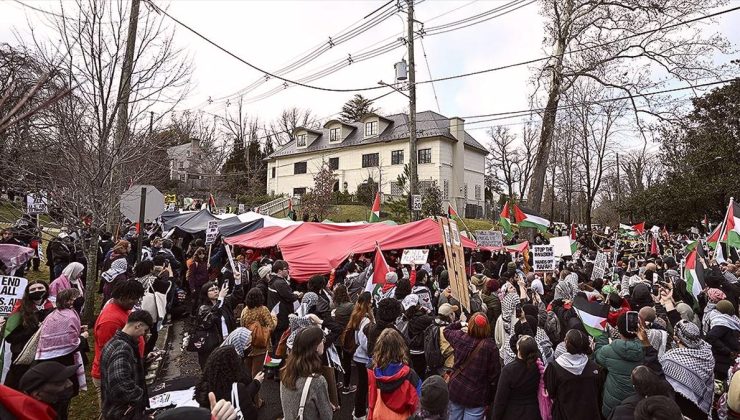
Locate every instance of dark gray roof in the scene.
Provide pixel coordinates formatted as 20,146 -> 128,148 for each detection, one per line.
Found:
267,110 -> 488,160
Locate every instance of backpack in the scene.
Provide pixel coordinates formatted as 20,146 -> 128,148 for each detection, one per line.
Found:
469,292 -> 486,314
395,317 -> 410,341
340,325 -> 358,354
423,324 -> 444,375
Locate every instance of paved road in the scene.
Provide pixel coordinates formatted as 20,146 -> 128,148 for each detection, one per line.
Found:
152,318 -> 360,420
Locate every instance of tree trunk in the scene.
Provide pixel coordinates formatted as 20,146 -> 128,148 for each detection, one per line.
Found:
528,67 -> 564,212
82,230 -> 100,325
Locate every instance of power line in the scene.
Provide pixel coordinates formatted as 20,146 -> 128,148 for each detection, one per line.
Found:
419,38 -> 441,113
145,0 -> 387,93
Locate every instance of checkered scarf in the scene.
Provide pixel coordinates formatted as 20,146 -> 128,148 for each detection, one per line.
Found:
659,328 -> 715,414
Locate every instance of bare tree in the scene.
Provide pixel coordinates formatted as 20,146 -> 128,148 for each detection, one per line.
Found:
527,0 -> 731,213
1,0 -> 191,323
515,123 -> 538,200
487,126 -> 519,200
562,79 -> 623,229
169,110 -> 228,195
269,107 -> 318,146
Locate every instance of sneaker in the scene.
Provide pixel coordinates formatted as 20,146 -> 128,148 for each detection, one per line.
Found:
342,385 -> 357,394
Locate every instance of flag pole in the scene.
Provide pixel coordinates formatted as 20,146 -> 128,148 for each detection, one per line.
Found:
716,197 -> 733,262
450,203 -> 476,242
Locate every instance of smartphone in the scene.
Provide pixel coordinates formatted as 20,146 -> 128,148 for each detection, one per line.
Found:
625,311 -> 639,334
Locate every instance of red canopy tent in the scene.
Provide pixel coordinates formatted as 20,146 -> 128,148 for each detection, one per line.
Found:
225,218 -> 477,281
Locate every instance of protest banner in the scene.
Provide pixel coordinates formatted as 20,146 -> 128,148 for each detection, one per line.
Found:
205,220 -> 219,245
0,276 -> 28,316
400,249 -> 430,265
439,218 -> 470,311
549,236 -> 573,257
591,251 -> 609,280
476,230 -> 504,248
532,245 -> 556,272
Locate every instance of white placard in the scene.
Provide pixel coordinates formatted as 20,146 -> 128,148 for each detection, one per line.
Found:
0,276 -> 28,316
532,245 -> 556,272
476,230 -> 503,248
238,204 -> 245,214
26,193 -> 48,215
549,236 -> 573,257
591,251 -> 608,280
205,220 -> 219,245
400,249 -> 430,265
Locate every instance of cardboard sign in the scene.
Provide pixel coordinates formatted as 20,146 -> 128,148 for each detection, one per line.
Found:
532,245 -> 556,272
591,251 -> 609,280
238,204 -> 245,214
205,220 -> 219,245
439,218 -> 470,311
0,276 -> 28,316
476,230 -> 503,248
400,249 -> 430,265
549,236 -> 573,257
26,193 -> 48,215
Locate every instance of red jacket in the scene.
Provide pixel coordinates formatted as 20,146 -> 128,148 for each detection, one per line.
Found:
607,298 -> 631,327
0,385 -> 56,420
367,363 -> 420,419
92,302 -> 145,379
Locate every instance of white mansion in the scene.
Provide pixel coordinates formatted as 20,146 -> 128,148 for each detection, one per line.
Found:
266,110 -> 488,218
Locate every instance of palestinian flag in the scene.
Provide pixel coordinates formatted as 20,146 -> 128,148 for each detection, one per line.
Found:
684,248 -> 706,298
1,312 -> 22,373
720,200 -> 740,248
682,240 -> 698,254
707,224 -> 722,249
447,204 -> 458,218
263,353 -> 282,368
619,223 -> 641,237
570,239 -> 579,255
499,202 -> 512,235
573,295 -> 609,337
570,223 -> 577,240
369,192 -> 381,223
513,204 -> 550,233
650,236 -> 659,256
371,242 -> 390,284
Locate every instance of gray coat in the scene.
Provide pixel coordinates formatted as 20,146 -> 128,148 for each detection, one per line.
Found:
279,374 -> 333,420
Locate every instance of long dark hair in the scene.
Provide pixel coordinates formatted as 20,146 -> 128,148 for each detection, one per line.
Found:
516,335 -> 540,369
281,326 -> 324,390
347,292 -> 374,330
19,280 -> 49,328
194,345 -> 249,407
199,281 -> 217,306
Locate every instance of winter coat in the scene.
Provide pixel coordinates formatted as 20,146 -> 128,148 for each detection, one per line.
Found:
443,321 -> 500,408
266,275 -> 298,332
492,358 -> 542,420
100,330 -> 148,420
367,362 -> 421,419
333,302 -> 353,329
594,337 -> 644,418
196,285 -> 245,352
607,393 -> 643,420
407,309 -> 435,353
481,290 -> 501,325
706,323 -> 740,380
187,261 -> 209,293
544,356 -> 602,420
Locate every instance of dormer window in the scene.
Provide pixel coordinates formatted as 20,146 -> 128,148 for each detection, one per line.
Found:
329,128 -> 340,142
365,121 -> 378,137
296,134 -> 307,147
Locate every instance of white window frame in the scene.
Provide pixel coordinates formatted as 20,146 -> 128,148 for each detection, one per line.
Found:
329,127 -> 341,142
296,134 -> 307,147
364,121 -> 378,137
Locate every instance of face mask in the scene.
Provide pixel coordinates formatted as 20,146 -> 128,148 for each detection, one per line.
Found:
29,291 -> 47,302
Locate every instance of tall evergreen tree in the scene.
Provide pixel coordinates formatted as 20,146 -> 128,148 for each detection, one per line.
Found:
339,94 -> 379,122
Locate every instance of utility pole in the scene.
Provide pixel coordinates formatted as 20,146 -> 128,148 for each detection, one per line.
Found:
109,0 -> 141,232
407,0 -> 418,221
616,153 -> 620,207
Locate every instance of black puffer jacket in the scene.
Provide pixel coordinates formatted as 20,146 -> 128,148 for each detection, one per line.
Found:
407,309 -> 435,352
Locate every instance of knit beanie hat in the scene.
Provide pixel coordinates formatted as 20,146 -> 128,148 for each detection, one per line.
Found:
716,299 -> 735,315
386,271 -> 398,284
420,375 -> 449,415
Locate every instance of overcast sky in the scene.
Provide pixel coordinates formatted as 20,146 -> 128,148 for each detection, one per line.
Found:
2,0 -> 739,148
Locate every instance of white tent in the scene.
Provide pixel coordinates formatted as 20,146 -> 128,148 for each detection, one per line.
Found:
236,211 -> 301,228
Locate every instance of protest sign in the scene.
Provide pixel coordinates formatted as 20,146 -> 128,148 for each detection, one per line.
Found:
591,251 -> 609,280
205,220 -> 219,245
238,204 -> 245,214
476,230 -> 504,248
549,236 -> 573,257
532,245 -> 556,272
26,193 -> 48,215
400,249 -> 430,265
0,276 -> 28,316
439,218 -> 470,311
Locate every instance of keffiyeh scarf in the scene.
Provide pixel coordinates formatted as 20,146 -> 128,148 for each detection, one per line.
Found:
102,258 -> 128,283
501,292 -> 520,364
660,342 -> 715,414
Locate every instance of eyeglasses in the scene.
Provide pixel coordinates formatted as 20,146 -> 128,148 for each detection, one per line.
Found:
208,287 -> 219,292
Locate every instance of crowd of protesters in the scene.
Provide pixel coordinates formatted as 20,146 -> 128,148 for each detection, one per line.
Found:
1,216 -> 739,420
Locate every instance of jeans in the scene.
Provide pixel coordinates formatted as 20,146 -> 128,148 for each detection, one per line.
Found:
449,402 -> 486,420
